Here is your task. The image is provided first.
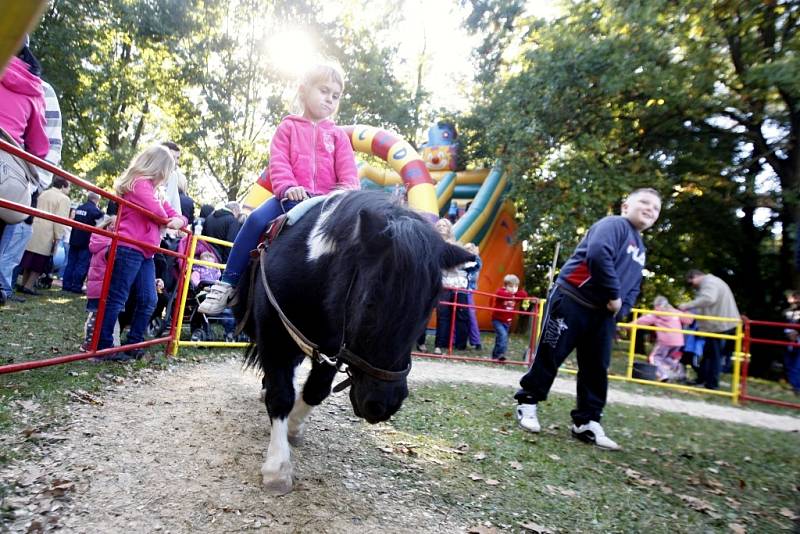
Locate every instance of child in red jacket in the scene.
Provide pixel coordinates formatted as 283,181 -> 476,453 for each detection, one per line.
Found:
491,274 -> 528,361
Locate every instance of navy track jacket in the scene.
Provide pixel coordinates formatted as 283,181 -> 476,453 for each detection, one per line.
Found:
556,215 -> 646,316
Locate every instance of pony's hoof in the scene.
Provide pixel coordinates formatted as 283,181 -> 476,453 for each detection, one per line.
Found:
262,473 -> 293,495
287,432 -> 304,447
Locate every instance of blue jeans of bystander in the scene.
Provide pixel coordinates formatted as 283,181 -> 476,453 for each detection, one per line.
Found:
0,222 -> 33,296
96,246 -> 157,350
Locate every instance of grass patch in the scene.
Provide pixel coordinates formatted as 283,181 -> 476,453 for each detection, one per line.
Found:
424,329 -> 800,415
375,382 -> 800,532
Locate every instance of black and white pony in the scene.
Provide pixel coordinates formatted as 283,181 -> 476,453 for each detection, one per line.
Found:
234,190 -> 474,494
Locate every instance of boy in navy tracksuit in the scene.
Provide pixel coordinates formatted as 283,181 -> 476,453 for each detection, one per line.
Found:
514,188 -> 662,450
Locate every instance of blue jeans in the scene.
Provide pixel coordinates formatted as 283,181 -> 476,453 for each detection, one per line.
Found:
435,290 -> 469,349
62,246 -> 91,292
492,320 -> 509,359
221,197 -> 298,285
0,222 -> 33,296
785,347 -> 800,392
97,246 -> 157,350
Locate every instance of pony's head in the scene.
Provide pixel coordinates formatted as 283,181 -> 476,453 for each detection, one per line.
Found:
318,192 -> 475,423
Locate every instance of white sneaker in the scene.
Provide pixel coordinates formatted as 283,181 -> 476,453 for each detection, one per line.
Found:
197,281 -> 234,315
571,421 -> 620,450
515,403 -> 540,433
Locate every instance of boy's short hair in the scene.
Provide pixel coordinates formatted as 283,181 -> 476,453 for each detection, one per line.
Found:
628,187 -> 661,200
503,274 -> 520,286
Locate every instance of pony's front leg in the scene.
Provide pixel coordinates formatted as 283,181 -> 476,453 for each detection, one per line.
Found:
261,358 -> 301,495
287,360 -> 338,446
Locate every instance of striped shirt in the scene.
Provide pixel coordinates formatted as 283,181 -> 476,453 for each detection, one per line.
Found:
37,80 -> 62,189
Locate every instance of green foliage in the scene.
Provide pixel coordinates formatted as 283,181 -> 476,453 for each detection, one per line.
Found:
461,0 -> 800,317
32,0 -> 201,187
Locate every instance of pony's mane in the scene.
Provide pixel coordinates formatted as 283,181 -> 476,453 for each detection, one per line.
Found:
319,191 -> 442,359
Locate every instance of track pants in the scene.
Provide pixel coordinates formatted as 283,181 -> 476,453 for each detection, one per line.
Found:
515,285 -> 616,425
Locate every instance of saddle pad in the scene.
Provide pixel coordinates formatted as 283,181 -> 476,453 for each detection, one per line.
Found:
285,191 -> 346,225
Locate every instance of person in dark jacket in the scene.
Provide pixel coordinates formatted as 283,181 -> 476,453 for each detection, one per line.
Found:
177,173 -> 195,231
62,191 -> 104,293
514,187 -> 662,451
202,201 -> 241,262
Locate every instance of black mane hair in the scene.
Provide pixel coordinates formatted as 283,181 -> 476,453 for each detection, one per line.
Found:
318,191 -> 443,362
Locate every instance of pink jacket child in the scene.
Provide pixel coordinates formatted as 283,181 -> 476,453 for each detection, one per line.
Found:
268,115 -> 360,198
86,231 -> 113,300
634,296 -> 693,381
116,178 -> 186,258
0,56 -> 48,157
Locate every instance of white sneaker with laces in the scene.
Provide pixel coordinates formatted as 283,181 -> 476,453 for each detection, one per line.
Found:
197,281 -> 234,315
571,420 -> 620,450
515,403 -> 540,433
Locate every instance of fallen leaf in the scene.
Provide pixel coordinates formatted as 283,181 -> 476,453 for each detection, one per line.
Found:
678,494 -> 721,519
728,523 -> 746,534
779,507 -> 799,520
473,452 -> 487,461
509,461 -> 524,470
520,521 -> 555,533
467,526 -> 498,534
378,447 -> 394,454
469,473 -> 484,481
485,479 -> 500,486
547,454 -> 561,462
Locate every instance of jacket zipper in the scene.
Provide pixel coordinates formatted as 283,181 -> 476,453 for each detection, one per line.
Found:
311,122 -> 317,194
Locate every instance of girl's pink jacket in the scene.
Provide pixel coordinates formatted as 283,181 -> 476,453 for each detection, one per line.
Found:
117,178 -> 186,258
635,310 -> 692,347
0,57 -> 48,158
87,232 -> 112,300
269,115 -> 359,199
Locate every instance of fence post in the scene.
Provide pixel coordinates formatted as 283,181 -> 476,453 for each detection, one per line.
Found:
626,310 -> 639,379
730,320 -> 744,405
171,234 -> 199,356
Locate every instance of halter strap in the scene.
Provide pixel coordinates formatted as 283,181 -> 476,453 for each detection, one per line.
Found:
258,247 -> 412,383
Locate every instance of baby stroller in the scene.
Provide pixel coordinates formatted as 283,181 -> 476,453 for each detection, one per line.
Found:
176,236 -> 237,342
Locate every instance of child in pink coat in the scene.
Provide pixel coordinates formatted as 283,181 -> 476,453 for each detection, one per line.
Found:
81,216 -> 116,351
635,295 -> 692,381
198,61 -> 359,315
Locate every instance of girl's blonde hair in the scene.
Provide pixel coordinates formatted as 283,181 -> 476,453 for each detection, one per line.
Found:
503,274 -> 520,286
114,145 -> 176,195
435,218 -> 455,242
294,61 -> 346,114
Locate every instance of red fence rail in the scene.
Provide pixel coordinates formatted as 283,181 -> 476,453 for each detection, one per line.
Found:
740,316 -> 800,410
0,139 -> 189,374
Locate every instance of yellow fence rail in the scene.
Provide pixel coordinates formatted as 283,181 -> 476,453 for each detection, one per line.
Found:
171,234 -> 249,355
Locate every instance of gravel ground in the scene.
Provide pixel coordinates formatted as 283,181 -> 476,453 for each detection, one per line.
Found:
1,357 -> 797,533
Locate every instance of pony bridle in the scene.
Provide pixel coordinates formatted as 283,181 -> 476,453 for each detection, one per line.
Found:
258,247 -> 411,392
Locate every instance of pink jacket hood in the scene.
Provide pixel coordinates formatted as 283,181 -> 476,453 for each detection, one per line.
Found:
268,115 -> 359,199
0,57 -> 48,156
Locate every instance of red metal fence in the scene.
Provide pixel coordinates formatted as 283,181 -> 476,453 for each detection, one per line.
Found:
740,316 -> 800,410
0,139 -> 189,374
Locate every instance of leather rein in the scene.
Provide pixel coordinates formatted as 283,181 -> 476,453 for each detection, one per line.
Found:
255,215 -> 411,392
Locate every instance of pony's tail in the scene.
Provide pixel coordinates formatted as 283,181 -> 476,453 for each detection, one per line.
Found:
233,257 -> 260,369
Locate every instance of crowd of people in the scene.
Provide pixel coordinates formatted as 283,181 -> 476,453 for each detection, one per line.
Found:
2,43 -> 798,451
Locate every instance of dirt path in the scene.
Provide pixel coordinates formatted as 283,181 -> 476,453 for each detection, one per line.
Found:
2,357 -> 798,533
